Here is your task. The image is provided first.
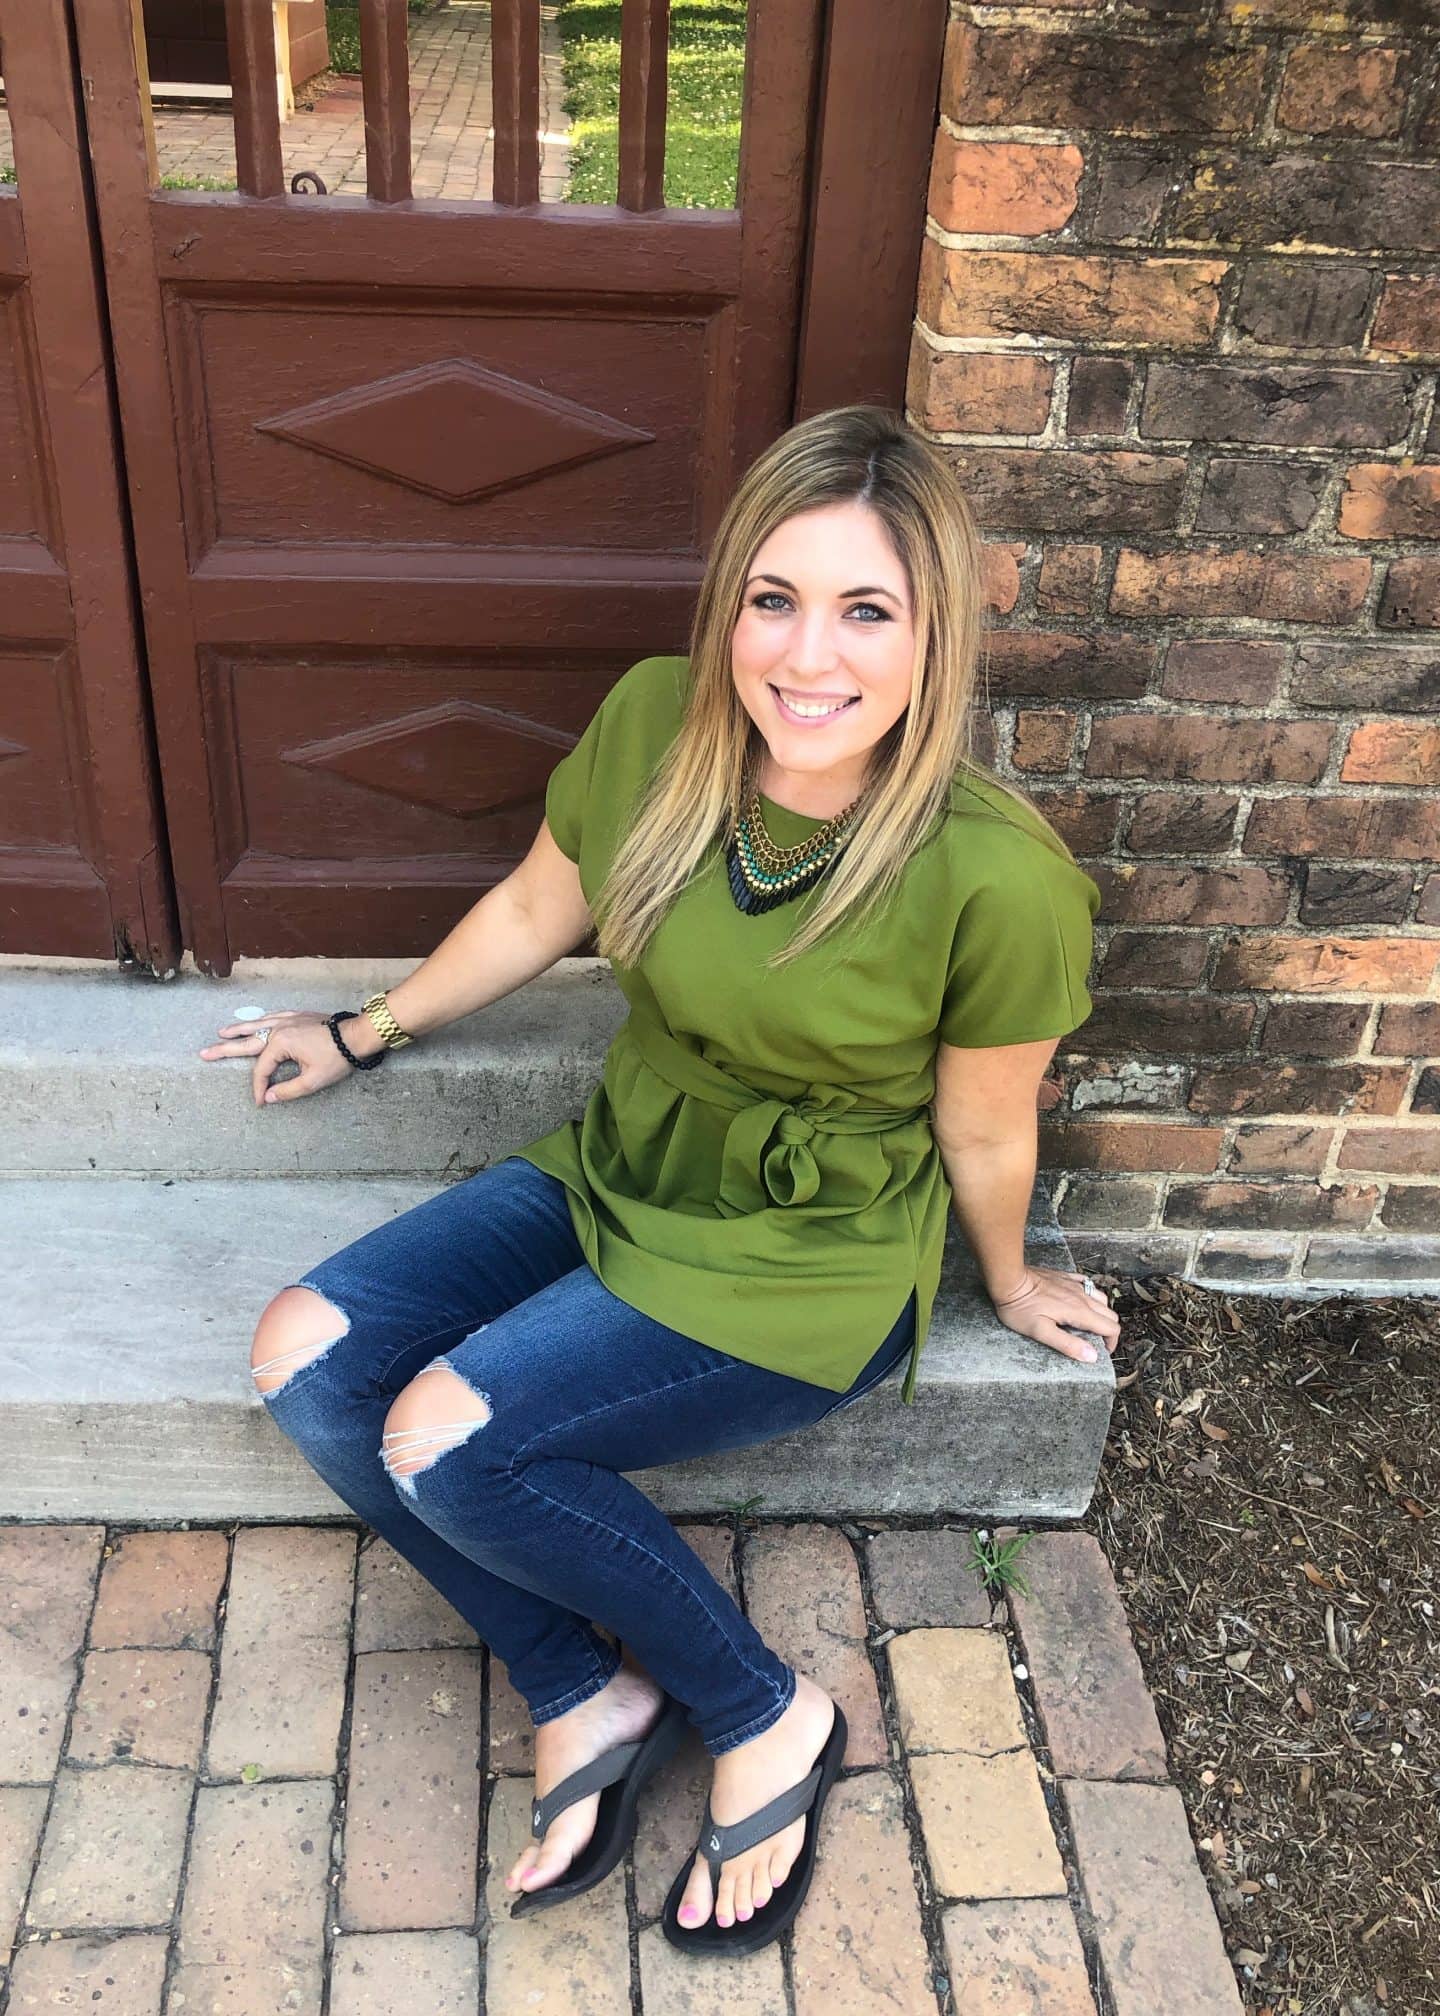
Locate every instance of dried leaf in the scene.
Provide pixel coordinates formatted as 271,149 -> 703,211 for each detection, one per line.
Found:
1200,1418 -> 1231,1442
1176,1389 -> 1206,1418
1294,1684 -> 1316,1718
1301,1562 -> 1334,1591
1377,1456 -> 1404,1496
1401,1497 -> 1428,1520
1225,1647 -> 1254,1673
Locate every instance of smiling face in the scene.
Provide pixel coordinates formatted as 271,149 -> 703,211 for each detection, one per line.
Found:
730,499 -> 916,817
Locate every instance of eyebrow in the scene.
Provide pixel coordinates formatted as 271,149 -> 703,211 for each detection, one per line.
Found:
747,572 -> 903,603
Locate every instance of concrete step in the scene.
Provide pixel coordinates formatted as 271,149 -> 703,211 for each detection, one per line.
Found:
3,959 -> 1113,1521
8,1175 -> 1110,1522
0,958 -> 627,1179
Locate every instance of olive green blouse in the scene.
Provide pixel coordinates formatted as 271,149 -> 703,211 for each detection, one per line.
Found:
511,655 -> 1099,1405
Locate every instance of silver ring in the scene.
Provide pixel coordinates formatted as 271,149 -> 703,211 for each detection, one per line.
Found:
253,1026 -> 273,1045
1080,1275 -> 1100,1299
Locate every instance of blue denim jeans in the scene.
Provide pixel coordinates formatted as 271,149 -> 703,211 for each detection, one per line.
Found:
258,1153 -> 915,1756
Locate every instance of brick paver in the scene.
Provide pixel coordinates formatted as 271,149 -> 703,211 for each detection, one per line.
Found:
0,1515 -> 1248,2013
0,2 -> 571,198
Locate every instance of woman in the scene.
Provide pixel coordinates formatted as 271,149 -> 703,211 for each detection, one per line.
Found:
203,403 -> 1120,1960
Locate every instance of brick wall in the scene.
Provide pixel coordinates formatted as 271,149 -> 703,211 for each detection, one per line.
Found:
906,0 -> 1439,1289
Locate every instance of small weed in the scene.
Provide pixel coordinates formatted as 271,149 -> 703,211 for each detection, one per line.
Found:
723,1492 -> 765,1517
158,173 -> 235,191
968,1528 -> 1032,1599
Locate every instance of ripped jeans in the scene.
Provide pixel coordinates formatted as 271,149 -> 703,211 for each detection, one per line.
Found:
255,1154 -> 916,1756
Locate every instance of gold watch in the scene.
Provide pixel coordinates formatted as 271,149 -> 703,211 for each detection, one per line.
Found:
360,991 -> 415,1049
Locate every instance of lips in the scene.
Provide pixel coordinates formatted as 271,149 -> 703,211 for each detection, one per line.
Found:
769,683 -> 859,723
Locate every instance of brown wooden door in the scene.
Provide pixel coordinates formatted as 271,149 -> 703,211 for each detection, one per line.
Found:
0,4 -> 178,969
68,0 -> 838,976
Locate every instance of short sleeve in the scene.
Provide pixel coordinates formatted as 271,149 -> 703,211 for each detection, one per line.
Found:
543,692 -> 608,863
939,838 -> 1099,1047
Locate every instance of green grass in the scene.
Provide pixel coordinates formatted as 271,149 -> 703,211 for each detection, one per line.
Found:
557,0 -> 746,208
325,0 -> 438,77
0,164 -> 15,185
968,1529 -> 1033,1599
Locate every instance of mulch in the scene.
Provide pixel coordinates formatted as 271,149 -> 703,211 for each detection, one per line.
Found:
1078,1276 -> 1439,2016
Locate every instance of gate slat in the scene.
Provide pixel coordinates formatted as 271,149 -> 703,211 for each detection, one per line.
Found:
224,0 -> 284,198
492,0 -> 541,207
359,0 -> 412,203
617,0 -> 670,211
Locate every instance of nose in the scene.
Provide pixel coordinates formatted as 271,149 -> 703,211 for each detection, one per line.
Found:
782,608 -> 844,680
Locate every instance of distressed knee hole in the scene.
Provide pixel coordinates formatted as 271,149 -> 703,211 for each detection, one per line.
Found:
250,1286 -> 350,1395
381,1359 -> 491,1498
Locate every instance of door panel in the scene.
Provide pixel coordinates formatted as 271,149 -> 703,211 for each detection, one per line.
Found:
71,0 -> 824,974
0,5 -> 176,967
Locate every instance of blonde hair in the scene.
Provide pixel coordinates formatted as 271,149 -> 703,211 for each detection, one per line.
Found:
593,403 -> 1008,974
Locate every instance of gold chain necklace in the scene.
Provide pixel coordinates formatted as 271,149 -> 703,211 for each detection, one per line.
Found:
725,756 -> 862,915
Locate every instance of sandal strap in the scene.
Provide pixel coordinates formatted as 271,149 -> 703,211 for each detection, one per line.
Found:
697,1763 -> 824,1886
531,1738 -> 644,1838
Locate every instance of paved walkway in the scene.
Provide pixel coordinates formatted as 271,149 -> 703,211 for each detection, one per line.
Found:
1,1517 -> 1244,2014
0,2 -> 572,199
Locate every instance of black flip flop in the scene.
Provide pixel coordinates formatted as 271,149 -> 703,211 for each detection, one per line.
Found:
660,1701 -> 848,1957
508,1690 -> 689,1918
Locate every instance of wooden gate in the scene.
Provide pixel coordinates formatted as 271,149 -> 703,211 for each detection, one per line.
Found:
0,6 -> 178,970
6,0 -> 943,976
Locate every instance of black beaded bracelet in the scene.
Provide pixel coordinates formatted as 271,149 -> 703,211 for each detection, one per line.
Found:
325,1008 -> 386,1071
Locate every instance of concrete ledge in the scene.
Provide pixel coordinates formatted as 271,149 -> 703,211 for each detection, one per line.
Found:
7,1175 -> 1114,1523
0,959 -> 627,1179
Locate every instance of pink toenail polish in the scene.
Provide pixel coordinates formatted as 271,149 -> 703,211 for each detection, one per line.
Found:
679,1906 -> 696,1923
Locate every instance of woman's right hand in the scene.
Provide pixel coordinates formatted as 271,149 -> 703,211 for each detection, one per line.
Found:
197,1010 -> 356,1107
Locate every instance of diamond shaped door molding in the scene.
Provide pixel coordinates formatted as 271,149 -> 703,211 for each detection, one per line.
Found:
255,359 -> 656,503
285,698 -> 576,819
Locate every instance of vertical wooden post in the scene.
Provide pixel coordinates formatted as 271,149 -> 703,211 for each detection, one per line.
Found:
492,0 -> 540,207
225,0 -> 285,197
125,0 -> 161,186
359,0 -> 412,201
617,0 -> 669,212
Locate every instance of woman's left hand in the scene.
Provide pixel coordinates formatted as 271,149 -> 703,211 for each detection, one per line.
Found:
987,1266 -> 1120,1364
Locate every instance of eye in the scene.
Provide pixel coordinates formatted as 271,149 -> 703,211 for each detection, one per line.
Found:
848,602 -> 891,622
751,591 -> 790,612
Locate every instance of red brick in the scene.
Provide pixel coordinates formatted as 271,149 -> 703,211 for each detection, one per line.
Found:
944,20 -> 1264,134
1276,43 -> 1407,138
792,1773 -> 937,2016
1379,556 -> 1440,628
1340,462 -> 1440,540
929,134 -> 1083,236
907,344 -> 1054,434
0,1526 -> 104,1780
67,1649 -> 211,1771
1099,931 -> 1208,987
1213,935 -> 1438,994
1086,713 -> 1331,784
1,1785 -> 51,1962
1341,719 -> 1440,784
1162,1180 -> 1377,1230
945,445 -> 1185,534
1003,1531 -> 1168,1782
983,542 -> 1024,616
911,1750 -> 1067,1900
174,1781 -> 337,2015
1160,637 -> 1285,706
1091,861 -> 1287,924
330,1930 -> 481,2013
865,1528 -> 994,1628
1031,787 -> 1122,853
1338,1127 -> 1440,1177
1376,1003 -> 1440,1056
1037,544 -> 1102,614
29,1762 -> 193,1931
742,1525 -> 886,1766
1125,791 -> 1240,854
1243,794 -> 1440,860
1371,274 -> 1440,359
340,1650 -> 482,1931
7,1934 -> 169,2013
90,1529 -> 229,1651
1082,994 -> 1255,1056
1041,1122 -> 1225,1173
1110,547 -> 1370,623
1422,872 -> 1440,924
1380,1185 -> 1439,1231
1188,1062 -> 1408,1116
1229,1124 -> 1333,1174
1013,709 -> 1077,772
485,1779 -> 629,2013
917,241 -> 1225,345
1259,1000 -> 1369,1057
940,1898 -> 1097,2015
354,1537 -> 480,1654
1062,1780 -> 1245,2016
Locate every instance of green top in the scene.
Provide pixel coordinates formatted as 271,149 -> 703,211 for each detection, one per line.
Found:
512,655 -> 1099,1405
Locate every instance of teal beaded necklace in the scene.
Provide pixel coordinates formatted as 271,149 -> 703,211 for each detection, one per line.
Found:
725,754 -> 862,916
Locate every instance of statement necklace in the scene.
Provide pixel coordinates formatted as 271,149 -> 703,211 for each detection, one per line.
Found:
725,758 -> 862,916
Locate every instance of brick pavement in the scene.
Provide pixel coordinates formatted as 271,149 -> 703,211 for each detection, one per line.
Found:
0,2 -> 572,199
0,1517 -> 1247,2015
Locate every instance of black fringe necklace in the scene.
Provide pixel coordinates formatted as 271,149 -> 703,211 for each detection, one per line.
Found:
725,758 -> 862,916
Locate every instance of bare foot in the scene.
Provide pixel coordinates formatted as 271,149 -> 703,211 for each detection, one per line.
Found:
506,1651 -> 666,1897
673,1670 -> 837,1932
